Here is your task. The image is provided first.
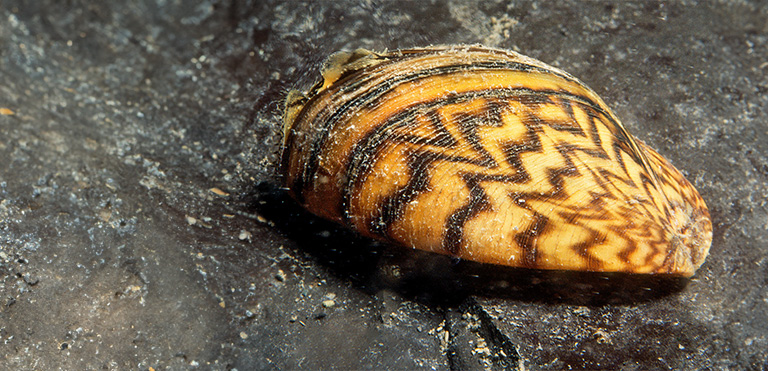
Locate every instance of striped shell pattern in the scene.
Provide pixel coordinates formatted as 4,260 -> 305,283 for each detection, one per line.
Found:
281,45 -> 712,277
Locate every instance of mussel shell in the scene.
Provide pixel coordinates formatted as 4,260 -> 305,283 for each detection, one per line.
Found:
281,45 -> 712,277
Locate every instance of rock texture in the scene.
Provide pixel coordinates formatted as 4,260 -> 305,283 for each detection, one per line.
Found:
1,1 -> 766,369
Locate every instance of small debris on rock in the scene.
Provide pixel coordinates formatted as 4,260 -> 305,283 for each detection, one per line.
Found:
23,273 -> 39,286
275,269 -> 286,282
209,187 -> 229,196
238,229 -> 252,241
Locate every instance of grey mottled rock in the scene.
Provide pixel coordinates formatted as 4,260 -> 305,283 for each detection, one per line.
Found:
1,1 -> 766,369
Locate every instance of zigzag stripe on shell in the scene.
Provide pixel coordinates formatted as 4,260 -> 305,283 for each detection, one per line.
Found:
280,45 -> 712,277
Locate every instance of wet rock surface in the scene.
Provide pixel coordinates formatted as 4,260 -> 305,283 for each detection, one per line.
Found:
1,1 -> 766,369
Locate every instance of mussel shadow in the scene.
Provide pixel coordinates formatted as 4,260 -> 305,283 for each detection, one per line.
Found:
251,181 -> 689,307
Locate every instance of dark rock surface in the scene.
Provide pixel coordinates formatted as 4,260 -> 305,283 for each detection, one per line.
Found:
1,1 -> 766,369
